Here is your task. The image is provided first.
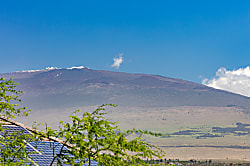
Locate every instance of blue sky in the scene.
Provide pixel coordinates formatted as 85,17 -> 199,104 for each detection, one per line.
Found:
0,0 -> 250,83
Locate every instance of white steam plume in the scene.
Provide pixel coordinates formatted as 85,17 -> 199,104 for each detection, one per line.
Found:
202,66 -> 250,97
111,53 -> 123,69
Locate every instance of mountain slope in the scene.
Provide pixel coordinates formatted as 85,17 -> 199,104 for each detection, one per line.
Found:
1,68 -> 249,110
2,68 -> 250,160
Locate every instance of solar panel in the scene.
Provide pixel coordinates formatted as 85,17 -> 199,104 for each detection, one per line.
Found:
27,143 -> 98,166
0,125 -> 32,136
25,141 -> 70,165
29,141 -> 69,156
0,125 -> 98,166
84,160 -> 98,166
29,154 -> 55,166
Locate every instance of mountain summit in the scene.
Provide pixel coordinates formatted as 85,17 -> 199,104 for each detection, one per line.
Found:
1,68 -> 249,110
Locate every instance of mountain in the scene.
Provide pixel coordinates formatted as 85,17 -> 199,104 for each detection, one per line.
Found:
1,67 -> 249,110
2,67 -> 250,160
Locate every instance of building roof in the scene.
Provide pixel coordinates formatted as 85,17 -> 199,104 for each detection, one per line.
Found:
0,118 -> 98,166
0,118 -> 69,166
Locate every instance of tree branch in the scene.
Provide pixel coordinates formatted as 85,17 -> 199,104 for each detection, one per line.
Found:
0,116 -> 73,148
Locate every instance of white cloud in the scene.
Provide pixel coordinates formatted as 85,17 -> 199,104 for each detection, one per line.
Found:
111,53 -> 123,69
16,67 -> 60,73
15,66 -> 90,73
67,66 -> 85,70
202,66 -> 250,97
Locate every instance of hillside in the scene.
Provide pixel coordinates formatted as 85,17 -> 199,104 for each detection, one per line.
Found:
1,67 -> 249,110
1,67 -> 250,160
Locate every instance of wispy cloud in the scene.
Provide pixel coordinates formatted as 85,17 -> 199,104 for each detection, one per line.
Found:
67,66 -> 85,70
16,67 -> 60,73
202,66 -> 250,97
111,53 -> 123,69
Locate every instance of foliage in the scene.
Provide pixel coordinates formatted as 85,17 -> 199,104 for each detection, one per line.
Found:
0,77 -> 34,165
0,129 -> 37,165
0,78 -> 164,165
0,77 -> 29,119
47,104 -> 164,166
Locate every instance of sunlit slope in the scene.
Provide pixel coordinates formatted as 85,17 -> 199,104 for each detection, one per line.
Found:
1,68 -> 249,110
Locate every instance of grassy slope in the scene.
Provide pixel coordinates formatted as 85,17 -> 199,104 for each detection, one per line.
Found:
17,105 -> 250,160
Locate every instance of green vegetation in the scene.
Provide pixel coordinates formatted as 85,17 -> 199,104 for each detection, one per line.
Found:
0,77 -> 29,119
0,77 -> 163,165
44,104 -> 163,165
163,122 -> 250,140
0,77 -> 36,165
